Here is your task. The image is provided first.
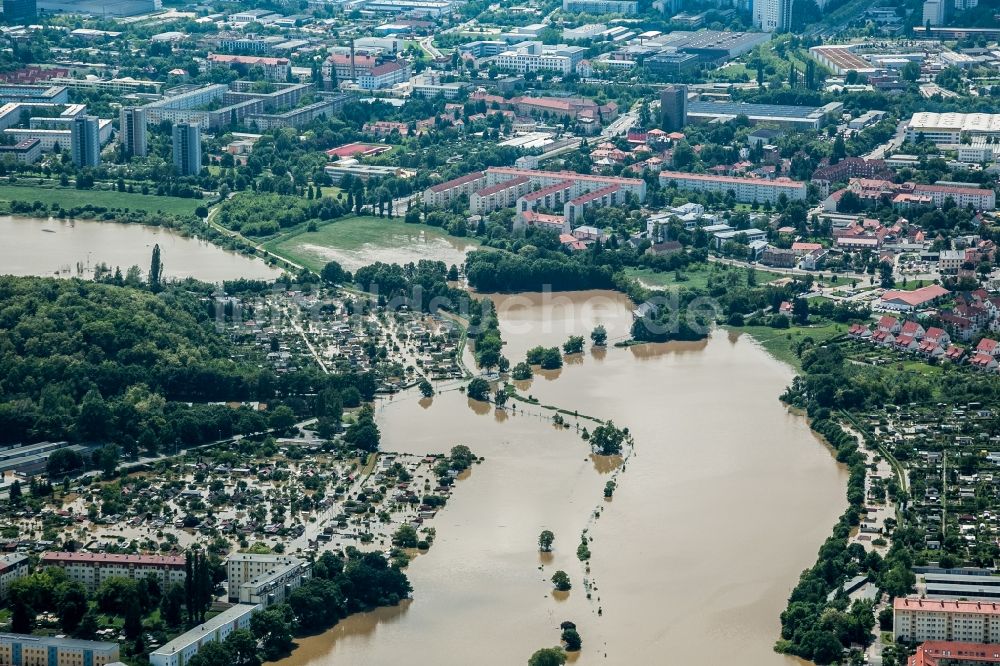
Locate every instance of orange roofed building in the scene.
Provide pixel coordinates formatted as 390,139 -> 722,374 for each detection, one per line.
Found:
910,641 -> 1000,666
895,597 -> 1000,644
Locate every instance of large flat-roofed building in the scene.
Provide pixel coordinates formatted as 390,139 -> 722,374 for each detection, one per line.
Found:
36,0 -> 160,15
149,604 -> 259,666
362,0 -> 452,16
894,597 -> 1000,643
248,96 -> 348,130
0,635 -> 118,666
0,137 -> 40,164
655,30 -> 772,63
140,83 -> 310,130
0,440 -> 87,474
687,100 -> 842,130
906,112 -> 1000,144
40,552 -> 186,594
658,170 -> 807,204
562,0 -> 637,14
226,554 -> 310,607
0,555 -> 27,601
923,573 -> 1000,601
0,84 -> 67,105
809,45 -> 880,75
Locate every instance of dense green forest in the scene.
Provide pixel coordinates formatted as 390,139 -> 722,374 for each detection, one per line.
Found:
0,276 -> 373,451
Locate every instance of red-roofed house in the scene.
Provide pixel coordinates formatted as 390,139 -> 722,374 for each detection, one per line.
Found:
791,241 -> 823,255
878,316 -> 901,334
894,333 -> 920,352
848,323 -> 872,339
918,327 -> 950,357
899,320 -> 925,339
970,352 -> 998,370
976,338 -> 1000,356
945,345 -> 966,362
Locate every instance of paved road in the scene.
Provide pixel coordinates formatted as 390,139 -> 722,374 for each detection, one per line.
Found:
602,107 -> 638,138
419,36 -> 442,59
864,120 -> 907,160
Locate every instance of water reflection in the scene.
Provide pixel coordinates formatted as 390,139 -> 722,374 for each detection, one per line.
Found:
0,216 -> 279,281
467,397 -> 491,415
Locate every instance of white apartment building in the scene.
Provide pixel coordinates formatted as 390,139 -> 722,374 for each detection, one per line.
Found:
0,634 -> 119,666
957,139 -> 996,163
923,0 -> 945,25
657,170 -> 806,204
207,54 -> 290,82
754,0 -> 791,31
494,49 -> 573,75
357,61 -> 411,90
0,554 -> 27,601
561,0 -> 637,14
911,183 -> 996,210
894,597 -> 1000,643
40,552 -> 186,594
469,175 -> 532,214
423,171 -> 487,207
226,553 -> 310,607
486,166 -> 647,200
564,184 -> 622,226
150,604 -> 260,666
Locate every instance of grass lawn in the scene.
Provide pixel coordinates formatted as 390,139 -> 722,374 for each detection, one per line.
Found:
0,184 -> 202,217
626,264 -> 786,291
735,321 -> 846,370
264,215 -> 479,272
895,279 -> 936,290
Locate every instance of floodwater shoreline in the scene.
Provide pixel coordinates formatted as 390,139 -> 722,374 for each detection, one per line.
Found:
0,214 -> 281,282
270,293 -> 848,666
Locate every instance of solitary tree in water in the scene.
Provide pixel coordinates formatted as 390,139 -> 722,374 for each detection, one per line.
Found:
149,244 -> 162,291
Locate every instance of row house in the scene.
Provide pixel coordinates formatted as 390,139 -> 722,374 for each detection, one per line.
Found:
917,327 -> 951,358
894,320 -> 926,351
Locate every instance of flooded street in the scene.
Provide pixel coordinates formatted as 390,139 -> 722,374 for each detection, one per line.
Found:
276,291 -> 847,666
0,216 -> 280,282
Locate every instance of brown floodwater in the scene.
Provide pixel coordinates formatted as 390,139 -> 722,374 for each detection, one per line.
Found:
0,216 -> 280,282
275,290 -> 847,666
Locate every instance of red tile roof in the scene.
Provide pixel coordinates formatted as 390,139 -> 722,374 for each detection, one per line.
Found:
881,284 -> 949,307
910,641 -> 1000,666
428,171 -> 485,193
895,598 -> 1000,614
